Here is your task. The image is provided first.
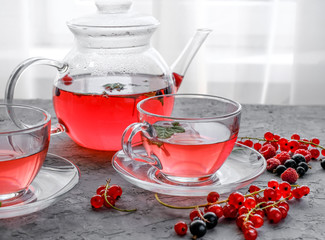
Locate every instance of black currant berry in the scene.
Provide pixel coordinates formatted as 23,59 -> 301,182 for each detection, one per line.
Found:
298,162 -> 309,172
284,159 -> 297,169
190,219 -> 207,238
292,154 -> 306,164
321,159 -> 325,169
296,166 -> 306,177
274,165 -> 287,175
203,212 -> 218,229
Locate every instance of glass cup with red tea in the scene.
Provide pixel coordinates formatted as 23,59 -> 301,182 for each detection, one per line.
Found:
0,104 -> 63,206
122,94 -> 241,185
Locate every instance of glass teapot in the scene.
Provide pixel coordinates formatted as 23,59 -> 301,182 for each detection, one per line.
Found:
5,0 -> 210,151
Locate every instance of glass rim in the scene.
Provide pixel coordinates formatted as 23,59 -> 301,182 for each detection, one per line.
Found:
0,103 -> 51,135
137,93 -> 242,120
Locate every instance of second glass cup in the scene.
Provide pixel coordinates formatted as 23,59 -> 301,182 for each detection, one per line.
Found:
122,94 -> 241,184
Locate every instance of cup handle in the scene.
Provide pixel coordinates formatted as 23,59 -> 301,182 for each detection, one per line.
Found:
5,57 -> 69,134
122,122 -> 162,169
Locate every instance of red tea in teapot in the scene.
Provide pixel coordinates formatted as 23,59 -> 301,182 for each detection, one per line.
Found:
53,74 -> 173,151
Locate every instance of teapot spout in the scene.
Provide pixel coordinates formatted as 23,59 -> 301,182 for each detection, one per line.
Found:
171,29 -> 211,91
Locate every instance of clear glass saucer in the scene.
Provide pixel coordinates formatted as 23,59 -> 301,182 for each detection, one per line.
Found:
0,153 -> 80,218
112,143 -> 266,196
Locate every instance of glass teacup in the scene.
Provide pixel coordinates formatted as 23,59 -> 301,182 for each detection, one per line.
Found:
0,104 -> 60,204
122,94 -> 241,184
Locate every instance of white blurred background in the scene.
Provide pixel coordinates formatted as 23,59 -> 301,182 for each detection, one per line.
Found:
1,0 -> 325,105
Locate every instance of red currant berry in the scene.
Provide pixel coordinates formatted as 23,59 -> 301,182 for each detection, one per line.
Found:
253,142 -> 262,151
291,134 -> 300,140
264,132 -> 274,141
236,214 -> 247,229
274,134 -> 281,140
278,206 -> 288,219
281,190 -> 291,199
222,204 -> 238,219
253,209 -> 265,218
244,140 -> 254,147
311,138 -> 320,145
241,220 -> 255,232
278,201 -> 290,211
298,143 -> 309,150
207,191 -> 220,203
96,185 -> 106,195
288,140 -> 299,152
228,192 -> 245,208
275,189 -> 282,200
287,192 -> 294,200
238,206 -> 249,215
189,209 -> 203,221
267,179 -> 279,189
103,195 -> 116,208
250,214 -> 264,228
254,195 -> 265,204
90,194 -> 104,209
243,227 -> 258,240
279,181 -> 291,195
205,204 -> 223,218
267,207 -> 282,224
278,137 -> 288,146
292,188 -> 304,199
174,221 -> 188,236
249,185 -> 261,193
264,187 -> 277,201
244,197 -> 256,209
107,184 -> 123,199
263,201 -> 275,215
279,138 -> 289,151
310,149 -> 320,159
300,185 -> 310,196
321,149 -> 325,156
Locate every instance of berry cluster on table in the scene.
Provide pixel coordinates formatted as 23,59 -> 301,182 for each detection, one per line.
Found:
90,179 -> 136,212
165,180 -> 310,240
239,132 -> 325,183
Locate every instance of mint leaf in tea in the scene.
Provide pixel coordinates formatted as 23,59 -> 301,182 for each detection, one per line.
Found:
153,122 -> 185,139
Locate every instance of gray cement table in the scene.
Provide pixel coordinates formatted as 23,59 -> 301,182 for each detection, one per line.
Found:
1,100 -> 325,240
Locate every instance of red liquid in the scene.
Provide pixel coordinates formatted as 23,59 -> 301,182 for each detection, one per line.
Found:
0,148 -> 48,195
143,122 -> 237,179
53,74 -> 174,151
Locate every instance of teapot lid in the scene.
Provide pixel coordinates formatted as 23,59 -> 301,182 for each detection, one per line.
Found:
67,0 -> 159,28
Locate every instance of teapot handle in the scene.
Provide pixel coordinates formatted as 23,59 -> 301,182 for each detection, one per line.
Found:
5,57 -> 69,135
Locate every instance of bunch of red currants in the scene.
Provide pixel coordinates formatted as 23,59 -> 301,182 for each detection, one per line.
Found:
173,180 -> 310,240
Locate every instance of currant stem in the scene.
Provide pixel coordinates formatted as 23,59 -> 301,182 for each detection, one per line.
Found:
154,193 -> 210,209
244,202 -> 264,222
196,206 -> 209,223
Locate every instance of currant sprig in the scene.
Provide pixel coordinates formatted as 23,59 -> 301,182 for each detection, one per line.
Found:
90,179 -> 137,212
156,180 -> 310,239
239,132 -> 325,157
